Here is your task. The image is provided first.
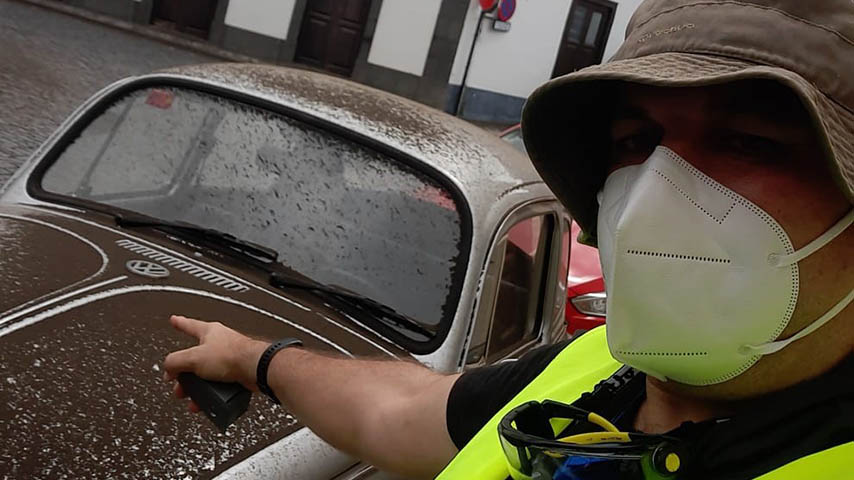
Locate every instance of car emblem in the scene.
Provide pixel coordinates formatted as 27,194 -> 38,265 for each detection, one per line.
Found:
126,260 -> 170,279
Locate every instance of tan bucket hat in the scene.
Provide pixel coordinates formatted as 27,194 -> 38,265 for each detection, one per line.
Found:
522,0 -> 854,246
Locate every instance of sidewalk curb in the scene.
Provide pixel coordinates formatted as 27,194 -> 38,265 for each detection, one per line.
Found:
10,0 -> 260,64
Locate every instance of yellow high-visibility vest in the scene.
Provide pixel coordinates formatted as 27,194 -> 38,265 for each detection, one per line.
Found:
436,326 -> 853,479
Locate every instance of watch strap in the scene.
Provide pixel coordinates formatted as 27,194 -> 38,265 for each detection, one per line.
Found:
256,338 -> 303,404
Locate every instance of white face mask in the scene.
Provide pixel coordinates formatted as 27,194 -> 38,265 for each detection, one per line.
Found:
597,146 -> 854,386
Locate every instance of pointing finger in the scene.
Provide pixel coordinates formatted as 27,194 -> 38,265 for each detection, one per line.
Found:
169,315 -> 209,340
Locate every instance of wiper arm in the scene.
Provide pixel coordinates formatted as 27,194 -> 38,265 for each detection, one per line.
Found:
115,213 -> 278,263
269,271 -> 433,340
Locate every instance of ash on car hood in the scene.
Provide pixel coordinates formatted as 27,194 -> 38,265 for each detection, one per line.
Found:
0,205 -> 406,479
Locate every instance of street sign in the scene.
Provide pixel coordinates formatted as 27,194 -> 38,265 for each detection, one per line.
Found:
497,0 -> 516,21
492,19 -> 511,32
479,0 -> 497,11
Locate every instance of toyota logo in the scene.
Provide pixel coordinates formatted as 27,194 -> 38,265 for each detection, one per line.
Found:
126,260 -> 170,279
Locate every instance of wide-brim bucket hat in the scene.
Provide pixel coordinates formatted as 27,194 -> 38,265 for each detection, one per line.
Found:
523,0 -> 854,246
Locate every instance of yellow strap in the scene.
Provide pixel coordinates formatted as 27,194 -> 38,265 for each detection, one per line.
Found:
558,431 -> 631,444
587,411 -> 619,433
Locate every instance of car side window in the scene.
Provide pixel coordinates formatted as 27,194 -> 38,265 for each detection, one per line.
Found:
467,214 -> 553,365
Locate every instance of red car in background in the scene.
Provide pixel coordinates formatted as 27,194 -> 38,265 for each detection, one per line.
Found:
500,124 -> 606,335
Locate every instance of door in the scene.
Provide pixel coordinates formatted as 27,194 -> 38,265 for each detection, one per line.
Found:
466,213 -> 556,367
152,0 -> 218,38
294,0 -> 373,76
552,0 -> 617,77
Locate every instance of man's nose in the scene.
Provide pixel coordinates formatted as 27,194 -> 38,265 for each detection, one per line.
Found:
658,139 -> 702,166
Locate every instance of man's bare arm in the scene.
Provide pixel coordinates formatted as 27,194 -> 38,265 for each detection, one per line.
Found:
162,315 -> 459,479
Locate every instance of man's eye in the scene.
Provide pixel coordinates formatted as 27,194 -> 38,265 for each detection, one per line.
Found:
720,132 -> 785,158
614,131 -> 658,153
611,128 -> 661,168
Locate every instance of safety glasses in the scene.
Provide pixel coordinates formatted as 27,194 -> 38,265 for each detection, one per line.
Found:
498,400 -> 684,480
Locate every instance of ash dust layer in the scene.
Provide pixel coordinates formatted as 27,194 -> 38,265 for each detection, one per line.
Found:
0,292 -> 301,479
0,215 -> 102,313
0,0 -> 215,183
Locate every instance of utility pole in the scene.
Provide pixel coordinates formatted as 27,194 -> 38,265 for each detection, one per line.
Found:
455,4 -> 495,117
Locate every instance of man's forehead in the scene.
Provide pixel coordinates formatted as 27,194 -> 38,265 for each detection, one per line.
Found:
614,81 -> 807,124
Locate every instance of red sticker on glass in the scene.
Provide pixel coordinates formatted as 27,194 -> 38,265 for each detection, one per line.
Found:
411,186 -> 457,212
146,89 -> 174,109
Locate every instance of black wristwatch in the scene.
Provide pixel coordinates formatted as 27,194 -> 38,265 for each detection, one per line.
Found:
256,338 -> 303,404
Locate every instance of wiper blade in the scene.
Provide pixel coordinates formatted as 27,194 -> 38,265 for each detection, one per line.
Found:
269,272 -> 433,340
115,213 -> 278,263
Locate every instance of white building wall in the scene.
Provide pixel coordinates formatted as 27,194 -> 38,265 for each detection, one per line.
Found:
449,0 -> 642,100
449,0 -> 572,99
367,0 -> 444,77
224,0 -> 297,41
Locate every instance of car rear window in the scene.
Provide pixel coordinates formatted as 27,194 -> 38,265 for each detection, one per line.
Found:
39,86 -> 468,347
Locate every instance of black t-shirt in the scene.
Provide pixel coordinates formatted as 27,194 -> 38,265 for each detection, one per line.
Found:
446,339 -> 575,449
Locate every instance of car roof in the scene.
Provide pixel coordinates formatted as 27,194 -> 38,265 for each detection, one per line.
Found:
154,63 -> 544,203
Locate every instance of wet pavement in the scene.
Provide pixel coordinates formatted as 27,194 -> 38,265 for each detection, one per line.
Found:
0,0 -> 217,184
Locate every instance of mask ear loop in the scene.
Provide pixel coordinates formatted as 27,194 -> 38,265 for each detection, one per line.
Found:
742,210 -> 854,356
767,210 -> 854,267
741,289 -> 854,355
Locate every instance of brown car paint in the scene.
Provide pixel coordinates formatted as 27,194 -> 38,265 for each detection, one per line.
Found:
0,204 -> 406,478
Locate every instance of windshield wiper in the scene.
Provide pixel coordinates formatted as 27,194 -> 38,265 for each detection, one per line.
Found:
115,213 -> 278,263
268,271 -> 433,340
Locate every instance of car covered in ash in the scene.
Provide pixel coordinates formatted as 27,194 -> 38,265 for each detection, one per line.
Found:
0,64 -> 573,479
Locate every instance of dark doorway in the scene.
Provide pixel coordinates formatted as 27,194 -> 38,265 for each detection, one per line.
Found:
294,0 -> 373,76
152,0 -> 219,39
552,0 -> 617,77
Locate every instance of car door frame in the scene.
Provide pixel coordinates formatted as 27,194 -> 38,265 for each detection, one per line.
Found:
462,200 -> 571,370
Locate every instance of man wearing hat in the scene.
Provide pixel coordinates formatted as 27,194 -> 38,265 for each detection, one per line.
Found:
164,0 -> 853,478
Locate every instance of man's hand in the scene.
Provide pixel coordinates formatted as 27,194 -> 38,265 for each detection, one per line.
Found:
162,314 -> 459,478
163,315 -> 267,412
